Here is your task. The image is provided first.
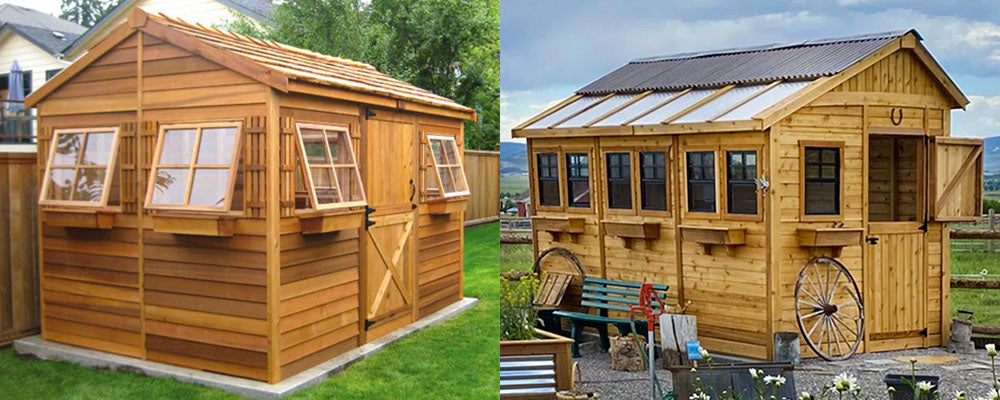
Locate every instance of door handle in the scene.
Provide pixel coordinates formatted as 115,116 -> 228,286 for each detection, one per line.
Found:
409,179 -> 416,202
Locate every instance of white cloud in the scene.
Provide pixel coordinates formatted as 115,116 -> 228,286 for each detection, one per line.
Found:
952,94 -> 1000,138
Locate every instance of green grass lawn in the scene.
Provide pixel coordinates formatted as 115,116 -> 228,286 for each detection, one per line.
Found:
499,174 -> 528,197
950,251 -> 1000,327
0,222 -> 500,400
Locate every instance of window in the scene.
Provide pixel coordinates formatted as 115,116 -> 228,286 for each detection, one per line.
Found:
0,71 -> 31,97
296,123 -> 365,210
606,152 -> 632,209
686,151 -> 716,213
145,122 -> 242,211
565,153 -> 590,208
40,127 -> 120,206
726,150 -> 758,214
536,153 -> 559,207
640,151 -> 667,211
803,146 -> 840,215
427,135 -> 469,198
45,69 -> 63,81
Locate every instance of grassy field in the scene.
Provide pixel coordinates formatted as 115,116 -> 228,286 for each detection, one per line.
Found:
499,174 -> 529,196
0,223 -> 500,400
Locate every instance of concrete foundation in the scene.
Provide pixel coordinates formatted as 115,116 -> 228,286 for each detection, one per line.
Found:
14,297 -> 478,399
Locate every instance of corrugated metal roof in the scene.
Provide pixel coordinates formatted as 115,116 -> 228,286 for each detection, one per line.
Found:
577,30 -> 913,95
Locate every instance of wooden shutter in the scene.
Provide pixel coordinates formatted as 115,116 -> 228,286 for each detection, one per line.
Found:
930,137 -> 983,221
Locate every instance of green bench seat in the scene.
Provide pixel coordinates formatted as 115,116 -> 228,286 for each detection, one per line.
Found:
552,277 -> 668,357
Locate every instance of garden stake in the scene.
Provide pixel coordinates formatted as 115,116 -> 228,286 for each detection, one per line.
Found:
630,283 -> 665,400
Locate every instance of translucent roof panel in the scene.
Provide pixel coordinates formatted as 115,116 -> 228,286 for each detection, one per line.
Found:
672,84 -> 772,123
555,94 -> 637,128
525,96 -> 603,129
629,89 -> 714,126
715,80 -> 812,121
592,91 -> 680,126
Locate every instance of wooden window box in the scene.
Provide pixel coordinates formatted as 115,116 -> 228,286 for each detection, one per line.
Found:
299,210 -> 364,234
43,209 -> 116,230
679,225 -> 746,256
151,214 -> 236,237
532,216 -> 586,242
796,227 -> 863,257
602,221 -> 660,249
426,198 -> 468,215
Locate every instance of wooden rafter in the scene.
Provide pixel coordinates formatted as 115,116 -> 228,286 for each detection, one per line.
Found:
660,85 -> 735,124
548,93 -> 615,129
622,88 -> 691,126
583,90 -> 652,127
706,80 -> 782,122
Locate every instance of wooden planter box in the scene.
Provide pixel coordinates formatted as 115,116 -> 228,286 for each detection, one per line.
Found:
796,227 -> 863,257
151,214 -> 236,237
532,216 -> 586,243
426,198 -> 468,215
299,210 -> 364,234
500,329 -> 574,400
679,225 -> 746,256
43,209 -> 116,230
603,221 -> 660,249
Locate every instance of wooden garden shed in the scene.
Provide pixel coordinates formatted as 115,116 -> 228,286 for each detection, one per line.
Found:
513,30 -> 983,361
25,8 -> 474,383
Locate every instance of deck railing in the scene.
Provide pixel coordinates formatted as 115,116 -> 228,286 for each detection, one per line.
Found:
0,100 -> 35,144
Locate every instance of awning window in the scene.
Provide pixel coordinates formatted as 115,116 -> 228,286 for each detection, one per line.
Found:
145,122 -> 242,211
426,135 -> 469,198
40,127 -> 120,206
295,123 -> 366,210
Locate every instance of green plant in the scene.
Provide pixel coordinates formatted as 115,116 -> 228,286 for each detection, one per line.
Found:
499,273 -> 538,341
984,198 -> 1000,214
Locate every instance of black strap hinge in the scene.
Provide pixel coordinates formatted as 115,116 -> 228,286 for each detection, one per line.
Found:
364,206 -> 376,230
364,319 -> 375,330
919,220 -> 928,233
365,109 -> 376,120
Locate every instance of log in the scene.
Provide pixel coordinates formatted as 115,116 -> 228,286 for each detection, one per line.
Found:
951,279 -> 1000,289
501,234 -> 531,244
972,325 -> 1000,335
950,230 -> 1000,240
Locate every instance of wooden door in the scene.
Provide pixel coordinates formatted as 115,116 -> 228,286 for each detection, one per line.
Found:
363,110 -> 416,340
865,224 -> 926,343
930,137 -> 983,221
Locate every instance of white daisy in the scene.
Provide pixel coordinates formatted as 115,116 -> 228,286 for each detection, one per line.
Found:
987,343 -> 997,357
832,372 -> 858,393
749,368 -> 762,379
690,392 -> 711,400
764,375 -> 787,386
916,381 -> 934,393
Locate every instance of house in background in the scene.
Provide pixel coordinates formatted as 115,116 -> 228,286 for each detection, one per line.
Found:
0,0 -> 272,144
0,4 -> 85,107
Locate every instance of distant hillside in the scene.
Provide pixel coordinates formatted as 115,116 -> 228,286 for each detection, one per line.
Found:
499,141 -> 527,175
986,136 -> 1000,173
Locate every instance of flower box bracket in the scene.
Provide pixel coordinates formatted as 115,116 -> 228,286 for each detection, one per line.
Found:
532,216 -> 586,243
298,209 -> 365,235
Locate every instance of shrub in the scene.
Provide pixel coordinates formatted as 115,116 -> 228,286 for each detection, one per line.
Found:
499,273 -> 538,341
985,198 -> 1000,215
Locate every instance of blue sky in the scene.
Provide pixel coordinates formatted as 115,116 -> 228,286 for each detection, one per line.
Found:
500,0 -> 1000,142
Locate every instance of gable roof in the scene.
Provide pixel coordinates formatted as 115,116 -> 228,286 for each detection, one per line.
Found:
62,0 -> 274,59
578,30 -> 915,94
27,8 -> 474,120
0,23 -> 82,56
0,4 -> 86,34
514,29 -> 965,136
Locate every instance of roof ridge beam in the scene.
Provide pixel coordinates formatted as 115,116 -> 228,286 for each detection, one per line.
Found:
583,90 -> 652,127
660,84 -> 735,124
622,88 -> 690,126
706,80 -> 782,122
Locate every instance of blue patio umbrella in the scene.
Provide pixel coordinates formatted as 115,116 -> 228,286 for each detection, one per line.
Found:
6,60 -> 23,113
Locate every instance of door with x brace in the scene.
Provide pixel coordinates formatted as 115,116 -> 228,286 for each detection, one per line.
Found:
363,110 -> 416,340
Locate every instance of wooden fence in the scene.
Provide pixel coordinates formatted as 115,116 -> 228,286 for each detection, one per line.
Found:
464,150 -> 500,224
0,151 -> 38,345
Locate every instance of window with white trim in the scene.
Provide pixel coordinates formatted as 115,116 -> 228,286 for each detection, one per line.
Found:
295,123 -> 366,210
40,127 -> 120,206
145,122 -> 242,211
426,135 -> 469,198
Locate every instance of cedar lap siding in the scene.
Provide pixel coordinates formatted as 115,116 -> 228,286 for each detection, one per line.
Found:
513,30 -> 982,360
26,8 -> 474,383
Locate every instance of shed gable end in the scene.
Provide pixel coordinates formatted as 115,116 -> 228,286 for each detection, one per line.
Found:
832,49 -> 948,100
36,32 -> 140,116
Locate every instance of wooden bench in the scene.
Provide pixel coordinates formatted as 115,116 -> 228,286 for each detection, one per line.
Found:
552,277 -> 668,358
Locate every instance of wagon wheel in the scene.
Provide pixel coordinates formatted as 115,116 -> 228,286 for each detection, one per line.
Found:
794,256 -> 865,361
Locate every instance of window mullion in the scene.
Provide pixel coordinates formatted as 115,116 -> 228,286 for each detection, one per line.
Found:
68,132 -> 91,201
184,128 -> 204,206
323,131 -> 344,203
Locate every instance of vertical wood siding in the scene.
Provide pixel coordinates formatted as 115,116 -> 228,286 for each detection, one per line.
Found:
0,153 -> 38,345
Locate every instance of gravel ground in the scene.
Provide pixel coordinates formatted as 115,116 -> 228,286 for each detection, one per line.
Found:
574,339 -> 1000,400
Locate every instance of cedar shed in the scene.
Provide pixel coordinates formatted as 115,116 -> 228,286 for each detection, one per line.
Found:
513,30 -> 983,361
26,9 -> 474,383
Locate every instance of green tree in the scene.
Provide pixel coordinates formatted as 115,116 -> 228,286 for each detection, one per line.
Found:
227,0 -> 499,151
60,0 -> 116,28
